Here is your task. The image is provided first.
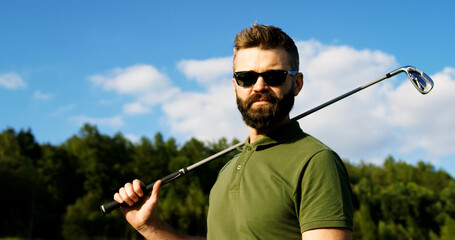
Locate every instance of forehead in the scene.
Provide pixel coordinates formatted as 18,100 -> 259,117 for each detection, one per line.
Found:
233,47 -> 290,72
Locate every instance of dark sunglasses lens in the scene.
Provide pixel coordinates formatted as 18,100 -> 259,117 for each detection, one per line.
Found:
235,70 -> 289,87
235,72 -> 258,87
262,71 -> 288,86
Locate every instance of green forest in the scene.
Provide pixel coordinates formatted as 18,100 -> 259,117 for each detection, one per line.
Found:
1,124 -> 455,240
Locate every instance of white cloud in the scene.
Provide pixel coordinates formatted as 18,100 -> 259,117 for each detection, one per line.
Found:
123,102 -> 150,115
0,72 -> 26,89
177,57 -> 232,85
161,82 -> 245,141
89,59 -> 239,141
33,90 -> 53,100
89,64 -> 169,94
291,41 -> 400,161
71,115 -> 124,128
89,64 -> 180,112
297,40 -> 397,93
162,57 -> 244,141
388,67 -> 455,158
125,133 -> 140,144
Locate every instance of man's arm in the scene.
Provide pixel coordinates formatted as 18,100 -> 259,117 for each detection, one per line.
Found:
302,228 -> 352,240
114,179 -> 205,240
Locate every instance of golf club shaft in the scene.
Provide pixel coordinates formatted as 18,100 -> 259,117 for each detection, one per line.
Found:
100,141 -> 244,214
292,75 -> 388,121
100,74 -> 390,215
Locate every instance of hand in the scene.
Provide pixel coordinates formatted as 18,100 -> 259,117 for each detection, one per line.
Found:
114,179 -> 162,231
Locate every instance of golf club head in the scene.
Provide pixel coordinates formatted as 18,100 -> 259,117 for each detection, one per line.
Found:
387,66 -> 434,94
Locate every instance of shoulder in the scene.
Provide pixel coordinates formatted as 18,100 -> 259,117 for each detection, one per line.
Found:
301,148 -> 349,186
280,130 -> 338,164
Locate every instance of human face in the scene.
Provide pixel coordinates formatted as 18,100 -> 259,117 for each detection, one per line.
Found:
233,47 -> 303,130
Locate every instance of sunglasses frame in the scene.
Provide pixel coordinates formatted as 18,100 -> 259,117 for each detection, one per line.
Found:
233,70 -> 298,87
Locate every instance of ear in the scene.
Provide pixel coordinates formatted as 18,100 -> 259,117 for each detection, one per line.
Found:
293,72 -> 304,96
232,77 -> 237,91
232,77 -> 240,96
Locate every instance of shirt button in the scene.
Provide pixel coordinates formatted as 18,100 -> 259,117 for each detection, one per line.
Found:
237,165 -> 242,170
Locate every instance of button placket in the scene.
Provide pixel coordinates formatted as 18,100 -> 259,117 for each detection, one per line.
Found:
237,146 -> 253,171
230,144 -> 254,190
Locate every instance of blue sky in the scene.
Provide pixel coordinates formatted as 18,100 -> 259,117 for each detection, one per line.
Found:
1,0 -> 455,177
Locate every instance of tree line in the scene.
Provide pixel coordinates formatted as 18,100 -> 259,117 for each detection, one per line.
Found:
0,124 -> 454,239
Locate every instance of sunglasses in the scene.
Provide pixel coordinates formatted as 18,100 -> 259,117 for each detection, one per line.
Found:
233,70 -> 298,87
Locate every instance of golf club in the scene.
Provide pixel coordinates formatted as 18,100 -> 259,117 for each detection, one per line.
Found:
100,65 -> 434,215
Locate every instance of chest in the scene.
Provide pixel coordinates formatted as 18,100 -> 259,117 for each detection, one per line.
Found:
208,148 -> 304,239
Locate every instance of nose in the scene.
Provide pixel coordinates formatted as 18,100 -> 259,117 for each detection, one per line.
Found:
252,76 -> 269,92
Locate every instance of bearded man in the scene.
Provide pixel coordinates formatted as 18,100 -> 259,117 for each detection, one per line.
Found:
114,24 -> 354,240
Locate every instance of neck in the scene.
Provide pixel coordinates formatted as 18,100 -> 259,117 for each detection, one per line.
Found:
248,116 -> 291,143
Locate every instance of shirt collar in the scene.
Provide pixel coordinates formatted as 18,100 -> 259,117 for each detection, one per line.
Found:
244,120 -> 304,151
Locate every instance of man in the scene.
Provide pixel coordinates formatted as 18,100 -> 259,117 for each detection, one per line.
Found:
114,24 -> 353,239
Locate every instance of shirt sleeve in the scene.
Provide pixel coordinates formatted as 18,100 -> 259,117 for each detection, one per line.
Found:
298,149 -> 354,233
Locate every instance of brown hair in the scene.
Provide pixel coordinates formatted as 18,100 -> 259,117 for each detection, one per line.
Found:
234,24 -> 299,71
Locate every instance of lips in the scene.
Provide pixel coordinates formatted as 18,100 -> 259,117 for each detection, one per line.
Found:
246,92 -> 278,108
253,99 -> 269,103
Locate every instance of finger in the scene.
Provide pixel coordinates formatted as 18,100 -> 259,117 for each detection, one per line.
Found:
119,187 -> 134,206
132,179 -> 145,197
124,182 -> 139,203
141,180 -> 161,213
151,180 -> 162,203
113,192 -> 124,204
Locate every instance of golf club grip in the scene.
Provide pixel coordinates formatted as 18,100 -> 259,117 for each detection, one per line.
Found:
99,170 -> 184,215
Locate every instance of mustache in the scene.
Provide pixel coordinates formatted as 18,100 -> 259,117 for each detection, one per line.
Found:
245,91 -> 279,108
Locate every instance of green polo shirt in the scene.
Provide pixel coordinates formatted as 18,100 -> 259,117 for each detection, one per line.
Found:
207,120 -> 353,239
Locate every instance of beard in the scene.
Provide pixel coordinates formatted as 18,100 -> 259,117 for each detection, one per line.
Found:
236,85 -> 295,132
